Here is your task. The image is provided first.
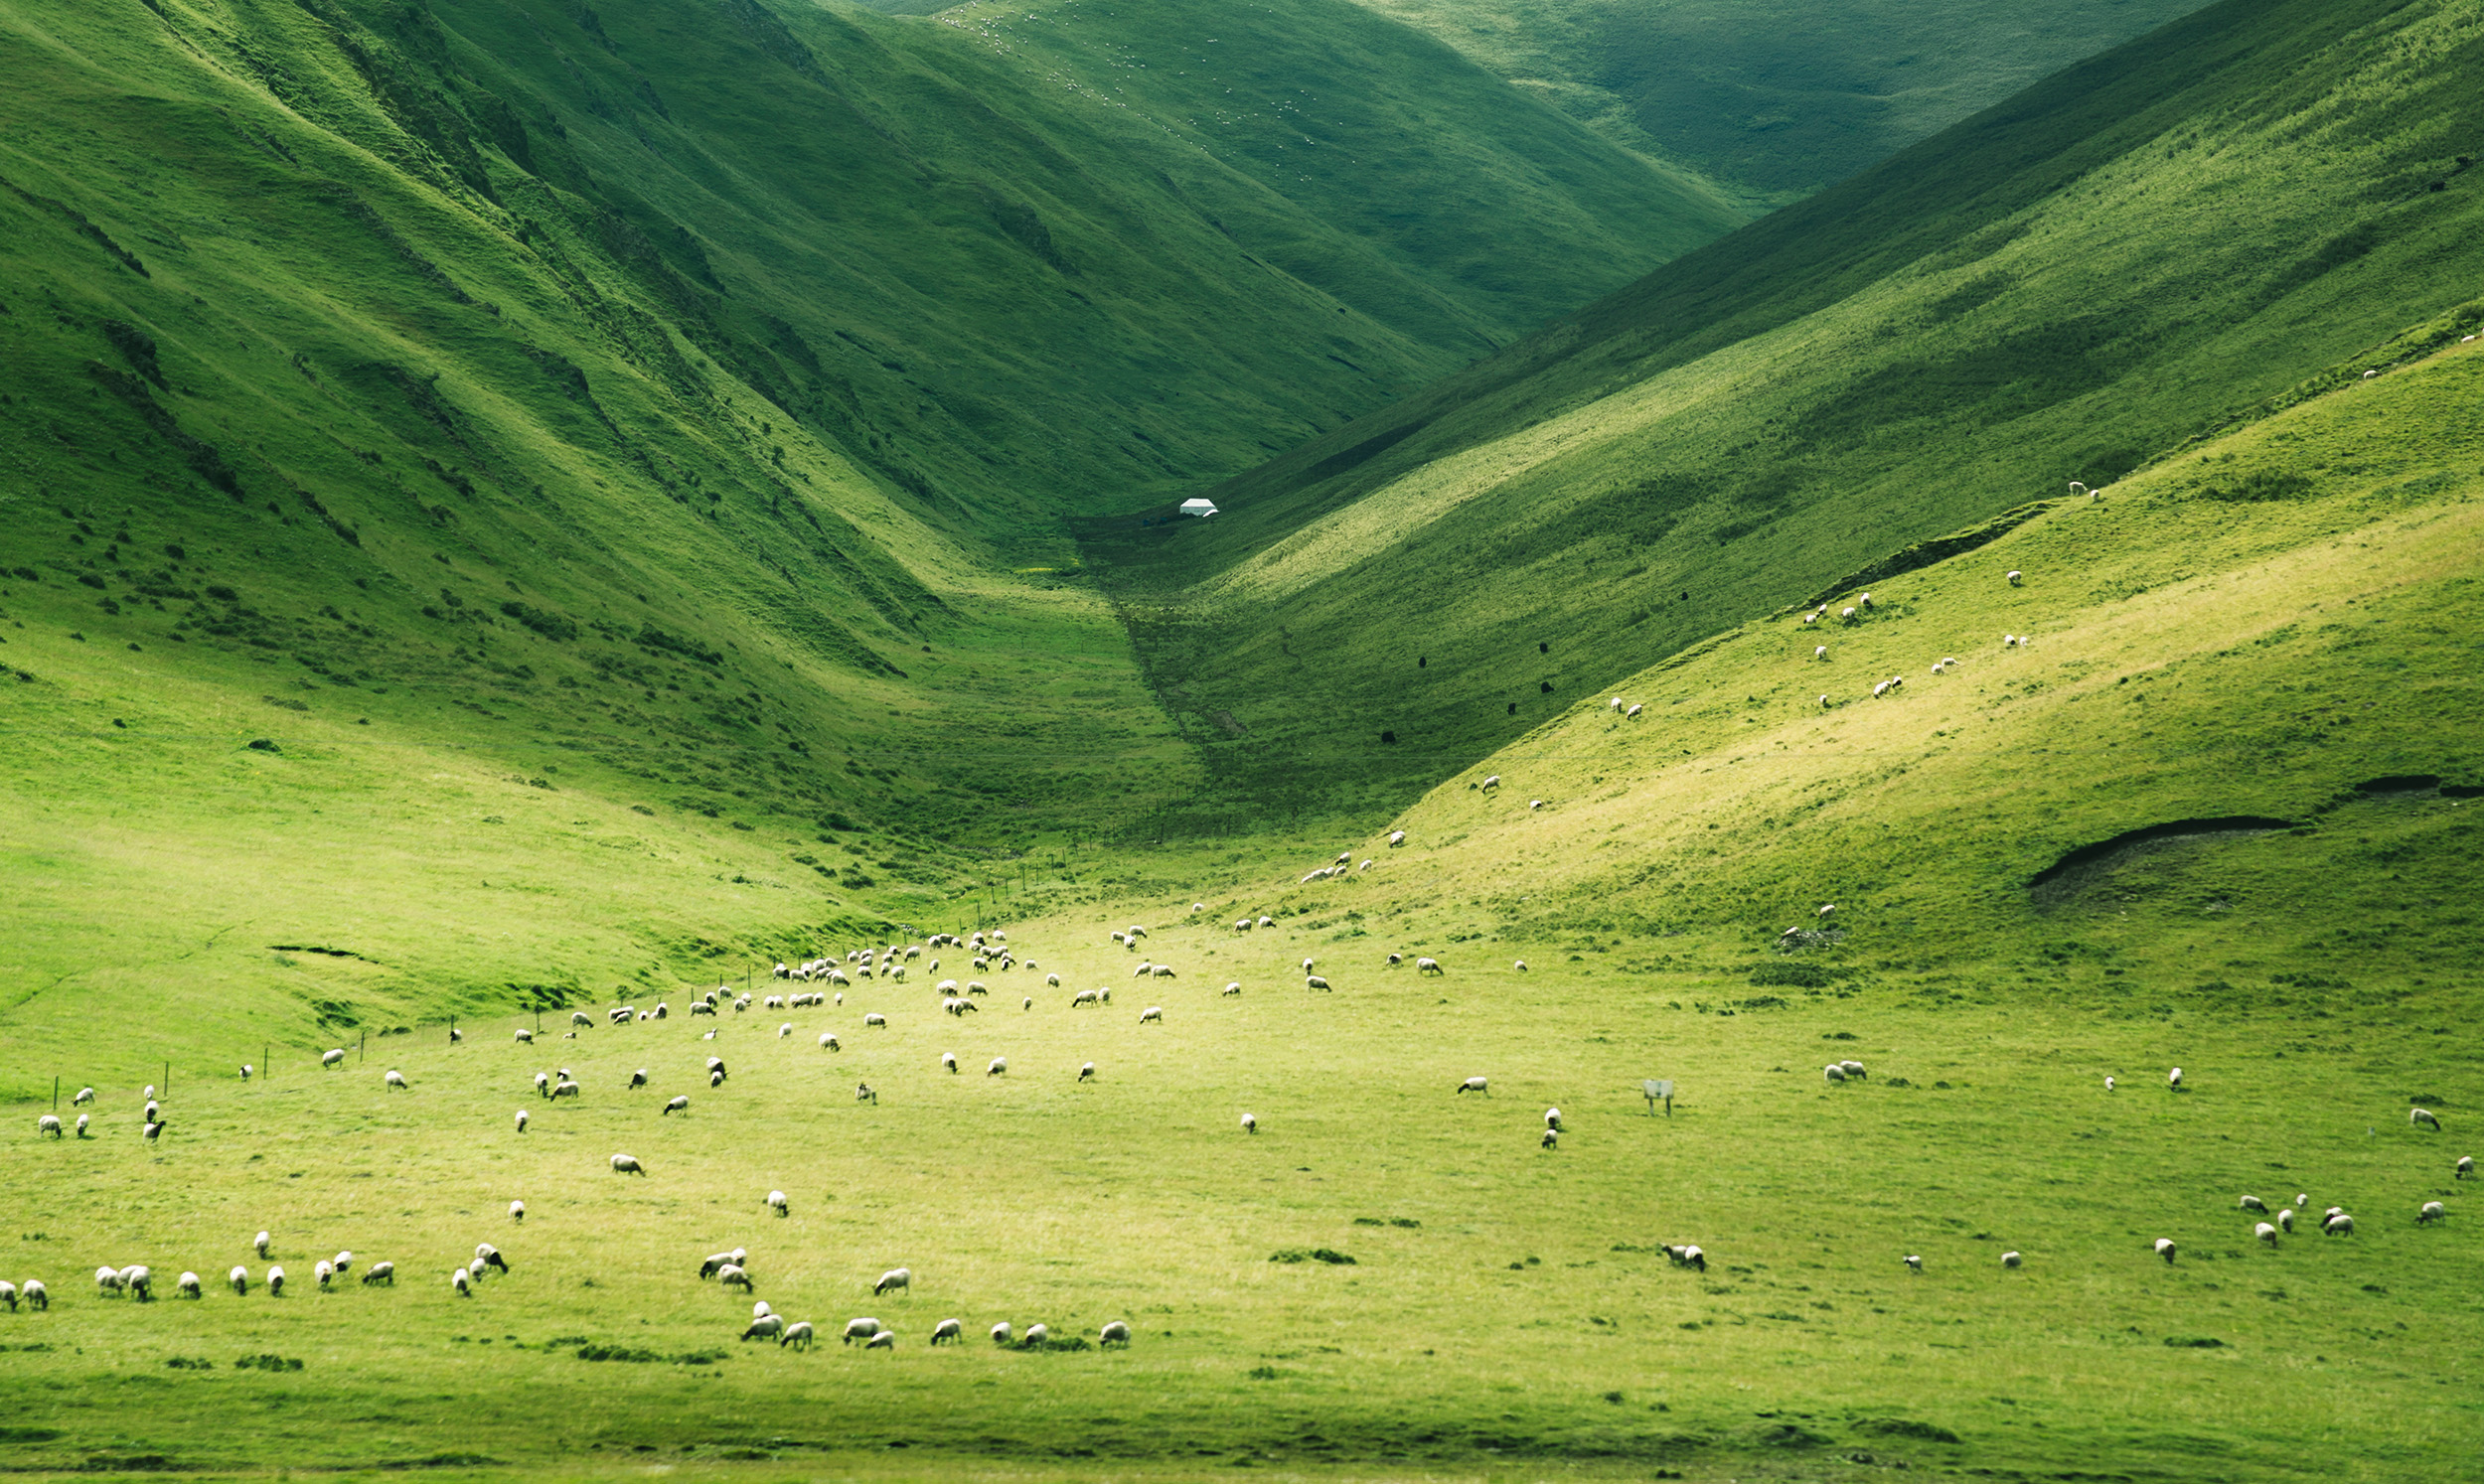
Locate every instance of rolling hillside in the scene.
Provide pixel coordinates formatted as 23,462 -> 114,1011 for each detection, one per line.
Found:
1341,0 -> 2217,203
1095,0 -> 2484,825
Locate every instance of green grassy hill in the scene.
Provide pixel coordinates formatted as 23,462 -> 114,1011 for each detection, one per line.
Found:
0,0 -> 1752,1076
2,331 -> 2476,1483
1094,0 -> 2484,824
1341,0 -> 2217,204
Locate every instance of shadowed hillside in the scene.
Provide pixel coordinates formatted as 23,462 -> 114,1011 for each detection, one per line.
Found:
1092,0 -> 2484,826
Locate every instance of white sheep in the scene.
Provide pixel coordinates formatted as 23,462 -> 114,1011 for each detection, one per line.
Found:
932,1317 -> 963,1345
1023,1323 -> 1049,1346
1241,1113 -> 1257,1134
988,1057 -> 1008,1076
1079,1063 -> 1096,1082
864,1013 -> 886,1029
1814,646 -> 1827,662
322,1049 -> 345,1069
267,1265 -> 285,1295
1544,1108 -> 1562,1131
739,1313 -> 784,1341
510,1200 -> 526,1222
1140,1006 -> 1164,1022
2007,570 -> 2023,585
778,1022 -> 794,1039
611,1152 -> 645,1175
820,1033 -> 841,1052
1840,1060 -> 1866,1079
1528,800 -> 1545,812
515,1109 -> 530,1134
385,1070 -> 407,1091
2411,1108 -> 2442,1131
37,1114 -> 60,1138
1389,830 -> 1406,847
2168,1067 -> 2184,1091
2255,1221 -> 2278,1247
778,1320 -> 815,1350
2418,1201 -> 2447,1225
2276,1208 -> 2294,1234
515,1028 -> 534,1044
1540,1128 -> 1558,1149
664,1096 -> 690,1115
1480,775 -> 1500,792
228,1265 -> 249,1296
1099,1320 -> 1131,1347
1045,973 -> 1061,988
991,1321 -> 1013,1345
2240,1195 -> 2268,1213
1457,1076 -> 1488,1096
719,1264 -> 754,1291
2104,1076 -> 2115,1092
1841,606 -> 1857,624
75,1113 -> 88,1137
176,1271 -> 201,1299
1903,1255 -> 1923,1273
1513,960 -> 1528,972
2000,1251 -> 2023,1268
864,1329 -> 896,1351
73,1087 -> 94,1106
1823,1064 -> 1847,1085
2323,1213 -> 2355,1237
1223,981 -> 1242,996
1304,976 -> 1329,993
874,1266 -> 912,1296
1417,957 -> 1443,975
535,1072 -> 550,1098
255,1231 -> 272,1259
2460,1156 -> 2475,1179
2153,1238 -> 2176,1263
361,1262 -> 394,1286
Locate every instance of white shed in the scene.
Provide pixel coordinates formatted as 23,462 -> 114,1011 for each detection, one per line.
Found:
1179,499 -> 1218,519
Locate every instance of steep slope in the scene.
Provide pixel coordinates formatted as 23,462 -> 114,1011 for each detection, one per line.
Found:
1092,0 -> 2484,824
1343,0 -> 2216,203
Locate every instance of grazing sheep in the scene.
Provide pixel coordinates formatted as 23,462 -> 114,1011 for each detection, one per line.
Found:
1513,961 -> 1528,972
176,1271 -> 201,1299
1679,1246 -> 1706,1271
2169,1068 -> 2184,1091
535,1072 -> 551,1098
1458,1077 -> 1488,1096
2296,1194 -> 2311,1208
1903,1255 -> 1923,1273
385,1070 -> 407,1092
510,1200 -> 526,1223
2417,1200 -> 2447,1225
941,1052 -> 959,1074
2104,1076 -> 2115,1092
664,1096 -> 690,1115
699,1250 -> 748,1278
515,1109 -> 530,1134
1223,981 -> 1243,996
1529,801 -> 1544,812
229,1265 -> 249,1296
864,1329 -> 896,1351
855,1083 -> 877,1105
1541,1128 -> 1558,1149
73,1087 -> 94,1106
1544,1108 -> 1563,1131
2459,1155 -> 2474,1179
1418,958 -> 1443,975
932,1317 -> 963,1345
1140,1006 -> 1164,1023
2256,1222 -> 2279,1247
2241,1195 -> 2268,1214
2008,570 -> 2023,586
267,1265 -> 285,1295
2411,1108 -> 2442,1131
1839,1060 -> 1866,1079
778,1023 -> 794,1039
873,1266 -> 912,1297
1480,775 -> 1500,793
1045,973 -> 1061,988
988,1057 -> 1008,1076
1024,1323 -> 1049,1346
2000,1252 -> 2023,1268
1389,830 -> 1406,847
719,1264 -> 754,1291
2323,1213 -> 2355,1237
515,1028 -> 534,1044
1627,704 -> 1642,719
1099,1320 -> 1132,1347
2154,1238 -> 2176,1263
820,1034 -> 840,1052
1235,919 -> 1252,933
143,1121 -> 162,1145
119,1265 -> 151,1300
1823,1065 -> 1847,1085
992,1321 -> 1013,1345
1241,1113 -> 1257,1134
778,1320 -> 815,1350
1079,1062 -> 1096,1083
1841,607 -> 1857,625
449,1267 -> 473,1296
361,1262 -> 394,1286
611,1153 -> 645,1175
475,1244 -> 507,1274
255,1232 -> 272,1259
2277,1208 -> 2295,1234
1819,694 -> 1831,708
1304,976 -> 1329,993
741,1313 -> 785,1342
36,1115 -> 60,1138
315,1260 -> 333,1289
319,1049 -> 346,1069
75,1113 -> 88,1138
864,1013 -> 887,1028
844,1317 -> 884,1345
1023,997 -> 1032,1010
1259,916 -> 1274,929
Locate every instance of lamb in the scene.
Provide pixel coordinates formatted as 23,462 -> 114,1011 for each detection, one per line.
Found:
611,1152 -> 646,1175
2000,1251 -> 2023,1268
1140,1006 -> 1164,1023
1099,1320 -> 1132,1347
843,1317 -> 884,1345
931,1317 -> 963,1345
992,1321 -> 1013,1345
1457,1077 -> 1488,1096
663,1096 -> 690,1116
2255,1222 -> 2279,1247
864,1329 -> 895,1351
2154,1238 -> 2177,1263
177,1271 -> 201,1299
1304,976 -> 1329,993
1223,981 -> 1243,996
2418,1201 -> 2447,1225
988,1057 -> 1008,1075
385,1070 -> 407,1091
1241,1113 -> 1257,1134
2411,1108 -> 2442,1131
322,1049 -> 346,1069
361,1262 -> 395,1286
